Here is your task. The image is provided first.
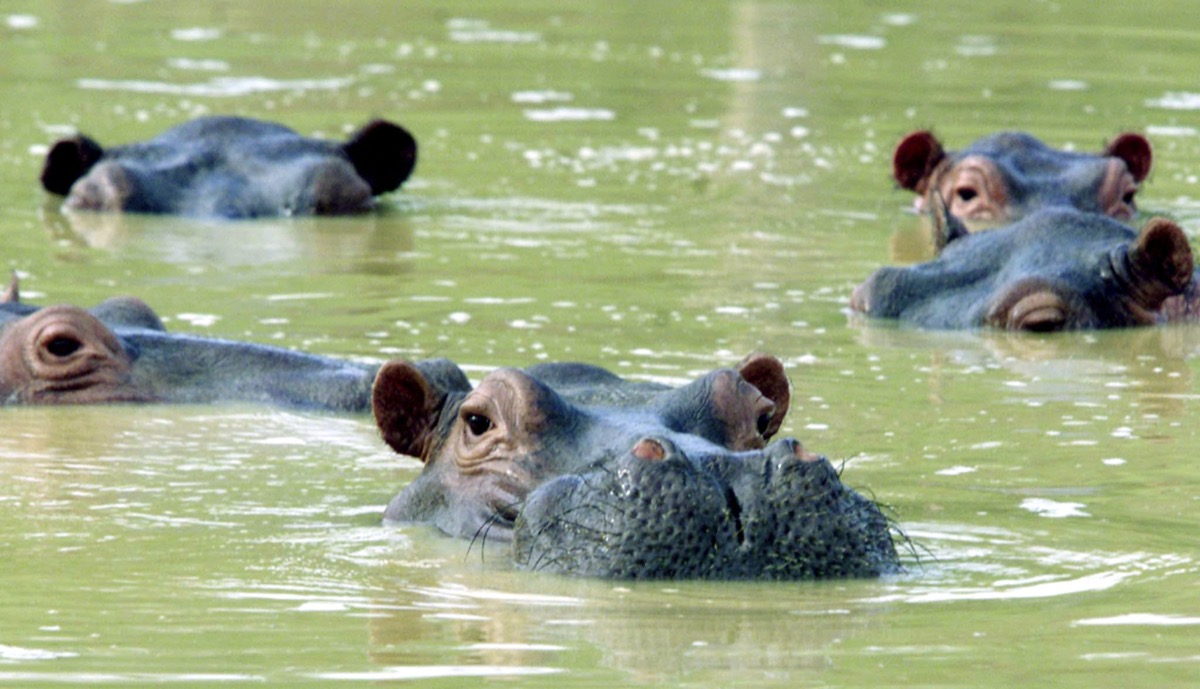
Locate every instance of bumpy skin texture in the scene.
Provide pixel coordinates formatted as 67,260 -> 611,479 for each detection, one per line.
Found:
372,355 -> 899,580
0,288 -> 376,409
40,116 -> 418,218
893,130 -> 1151,241
851,209 -> 1194,331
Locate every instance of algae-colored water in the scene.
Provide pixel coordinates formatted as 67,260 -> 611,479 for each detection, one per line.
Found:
2,1 -> 1199,686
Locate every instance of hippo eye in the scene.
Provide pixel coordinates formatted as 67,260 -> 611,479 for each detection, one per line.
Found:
45,336 -> 83,358
756,412 -> 772,436
955,186 -> 978,203
464,412 -> 493,436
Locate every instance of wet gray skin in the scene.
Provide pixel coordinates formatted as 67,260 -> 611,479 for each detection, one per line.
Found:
40,116 -> 418,218
893,130 -> 1151,243
372,354 -> 900,580
851,209 -> 1195,331
0,288 -> 379,410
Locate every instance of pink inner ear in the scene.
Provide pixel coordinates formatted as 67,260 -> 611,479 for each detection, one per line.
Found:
372,361 -> 436,460
1106,132 -> 1152,183
893,130 -> 946,192
736,354 -> 790,437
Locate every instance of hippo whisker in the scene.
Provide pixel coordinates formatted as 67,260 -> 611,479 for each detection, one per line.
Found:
466,506 -> 519,563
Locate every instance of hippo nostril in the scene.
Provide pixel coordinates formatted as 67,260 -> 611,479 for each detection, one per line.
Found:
45,336 -> 82,358
631,438 -> 666,462
791,440 -> 822,463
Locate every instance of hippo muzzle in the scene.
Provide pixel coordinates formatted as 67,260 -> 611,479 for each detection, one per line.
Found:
513,436 -> 898,580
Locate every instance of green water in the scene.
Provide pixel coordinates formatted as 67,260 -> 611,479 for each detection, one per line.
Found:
2,1 -> 1200,686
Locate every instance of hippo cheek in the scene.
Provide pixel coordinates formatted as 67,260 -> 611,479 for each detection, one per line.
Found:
0,306 -> 151,404
64,162 -> 135,212
303,159 -> 374,215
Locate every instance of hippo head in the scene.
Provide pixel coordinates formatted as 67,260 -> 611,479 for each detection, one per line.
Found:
372,355 -> 899,579
0,283 -> 375,410
40,116 -> 418,218
851,209 -> 1193,331
0,300 -> 157,404
893,130 -> 1152,236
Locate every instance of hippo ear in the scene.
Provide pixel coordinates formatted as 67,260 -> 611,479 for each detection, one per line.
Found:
736,353 -> 790,439
372,359 -> 470,461
1128,217 -> 1193,306
1106,133 -> 1152,183
893,130 -> 946,193
1,272 -> 17,304
41,134 -> 104,196
342,120 -> 418,195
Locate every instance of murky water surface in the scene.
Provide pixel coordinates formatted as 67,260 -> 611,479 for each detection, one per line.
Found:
2,1 -> 1200,686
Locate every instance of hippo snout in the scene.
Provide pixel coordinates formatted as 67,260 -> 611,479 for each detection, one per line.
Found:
512,436 -> 899,580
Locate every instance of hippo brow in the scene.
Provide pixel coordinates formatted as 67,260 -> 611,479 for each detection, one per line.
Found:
424,389 -> 469,461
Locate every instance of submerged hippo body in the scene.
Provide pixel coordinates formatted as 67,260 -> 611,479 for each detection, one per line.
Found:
893,130 -> 1151,242
0,286 -> 376,409
40,116 -> 417,218
372,355 -> 899,580
852,209 -> 1194,331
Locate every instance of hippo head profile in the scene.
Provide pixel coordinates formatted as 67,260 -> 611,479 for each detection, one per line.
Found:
851,209 -> 1193,331
893,129 -> 1152,237
0,282 -> 375,409
372,355 -> 900,579
40,116 -> 418,218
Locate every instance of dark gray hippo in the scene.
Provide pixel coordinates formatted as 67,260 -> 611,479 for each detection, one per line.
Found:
893,129 -> 1151,242
371,354 -> 900,580
0,279 -> 375,409
852,208 -> 1194,331
40,116 -> 417,218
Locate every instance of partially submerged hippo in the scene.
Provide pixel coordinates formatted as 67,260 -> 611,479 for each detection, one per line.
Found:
851,208 -> 1194,331
0,280 -> 374,409
893,129 -> 1151,242
372,354 -> 899,579
40,116 -> 417,218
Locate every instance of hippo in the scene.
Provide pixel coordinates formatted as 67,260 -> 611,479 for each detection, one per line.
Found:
0,278 -> 375,409
893,129 -> 1152,243
371,354 -> 900,580
40,116 -> 417,218
851,207 -> 1194,331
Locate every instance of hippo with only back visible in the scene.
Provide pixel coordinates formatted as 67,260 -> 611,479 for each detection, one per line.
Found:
851,208 -> 1194,331
893,130 -> 1151,242
371,354 -> 900,580
40,116 -> 417,218
0,279 -> 377,409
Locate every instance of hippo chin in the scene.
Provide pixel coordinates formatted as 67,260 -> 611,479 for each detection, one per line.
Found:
893,129 -> 1151,243
40,116 -> 417,219
0,280 -> 376,409
372,354 -> 900,580
852,208 -> 1194,331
